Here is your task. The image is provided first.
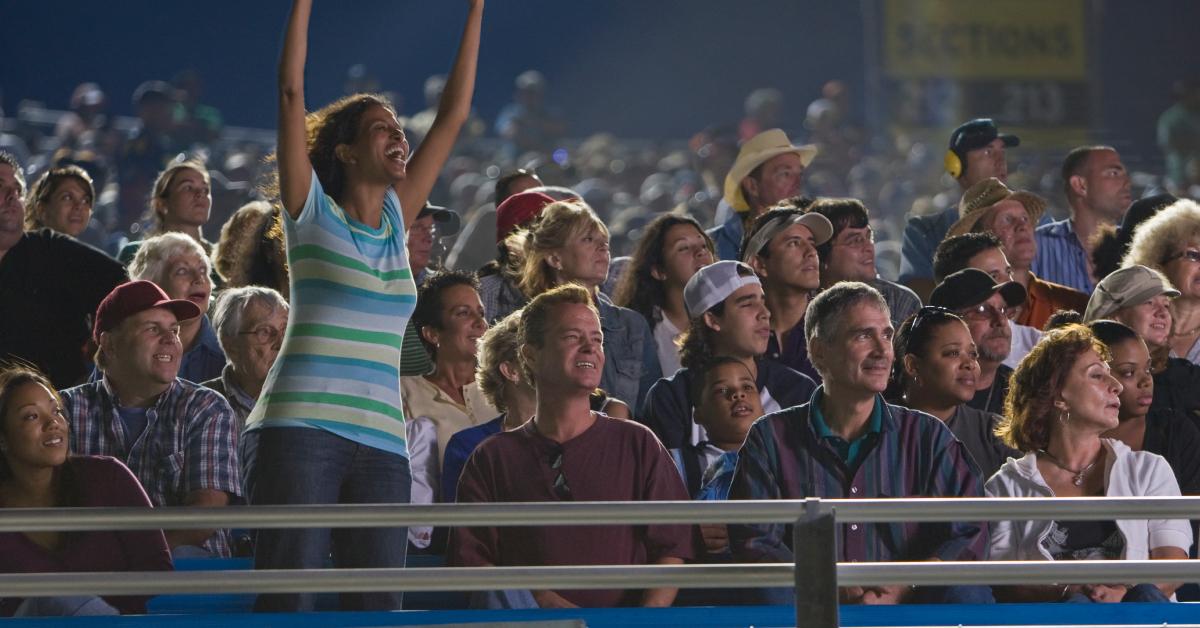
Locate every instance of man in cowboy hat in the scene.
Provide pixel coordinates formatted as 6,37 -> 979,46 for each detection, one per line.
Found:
899,118 -> 1019,301
946,177 -> 1087,330
707,129 -> 817,261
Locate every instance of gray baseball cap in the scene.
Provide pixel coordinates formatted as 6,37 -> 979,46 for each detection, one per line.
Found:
1084,265 -> 1180,322
683,261 -> 762,318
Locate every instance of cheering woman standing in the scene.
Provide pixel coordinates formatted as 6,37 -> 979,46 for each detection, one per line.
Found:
242,0 -> 482,612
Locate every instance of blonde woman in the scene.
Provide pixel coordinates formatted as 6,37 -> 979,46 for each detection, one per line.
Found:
1124,199 -> 1200,364
506,200 -> 661,409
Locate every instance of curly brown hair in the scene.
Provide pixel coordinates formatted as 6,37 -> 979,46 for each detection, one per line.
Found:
996,324 -> 1110,452
0,365 -> 64,480
260,93 -> 396,206
613,213 -> 713,327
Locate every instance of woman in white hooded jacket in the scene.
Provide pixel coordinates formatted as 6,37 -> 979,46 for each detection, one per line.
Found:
988,325 -> 1191,603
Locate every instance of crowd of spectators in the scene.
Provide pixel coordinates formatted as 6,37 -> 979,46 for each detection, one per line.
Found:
2,0 -> 1200,615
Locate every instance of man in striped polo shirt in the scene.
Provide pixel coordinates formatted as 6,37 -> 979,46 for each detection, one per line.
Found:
728,282 -> 991,605
1033,146 -> 1132,293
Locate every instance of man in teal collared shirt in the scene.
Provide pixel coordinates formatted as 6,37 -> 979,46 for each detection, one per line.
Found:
807,387 -> 882,469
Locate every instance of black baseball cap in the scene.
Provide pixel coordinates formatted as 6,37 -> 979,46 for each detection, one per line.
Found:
416,203 -> 461,238
948,119 -> 1020,158
930,268 -> 1026,311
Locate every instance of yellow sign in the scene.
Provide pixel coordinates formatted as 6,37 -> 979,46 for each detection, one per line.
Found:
883,0 -> 1086,80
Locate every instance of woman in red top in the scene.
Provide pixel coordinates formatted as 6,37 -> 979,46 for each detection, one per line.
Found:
0,366 -> 172,616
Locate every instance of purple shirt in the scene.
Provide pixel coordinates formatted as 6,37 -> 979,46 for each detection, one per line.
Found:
449,414 -> 694,607
766,316 -> 821,384
0,456 -> 173,615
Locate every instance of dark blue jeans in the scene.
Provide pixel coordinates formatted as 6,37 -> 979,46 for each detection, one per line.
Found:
242,427 -> 411,612
1062,583 -> 1170,603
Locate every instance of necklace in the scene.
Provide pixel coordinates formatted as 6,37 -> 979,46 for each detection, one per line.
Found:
1037,449 -> 1098,486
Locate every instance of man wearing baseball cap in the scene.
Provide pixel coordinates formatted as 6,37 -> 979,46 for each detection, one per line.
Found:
61,280 -> 242,557
742,202 -> 834,382
707,129 -> 817,261
900,118 -> 1020,302
930,268 -> 1027,415
640,260 -> 816,453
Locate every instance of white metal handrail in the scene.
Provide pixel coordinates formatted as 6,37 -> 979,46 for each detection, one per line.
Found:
1,561 -> 1200,598
2,497 -> 1199,532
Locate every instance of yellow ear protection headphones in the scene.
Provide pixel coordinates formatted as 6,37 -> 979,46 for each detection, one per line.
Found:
944,148 -> 965,179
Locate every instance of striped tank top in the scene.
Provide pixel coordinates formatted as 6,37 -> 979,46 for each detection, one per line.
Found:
244,170 -> 417,457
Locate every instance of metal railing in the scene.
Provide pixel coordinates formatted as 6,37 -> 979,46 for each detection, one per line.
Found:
2,497 -> 1199,627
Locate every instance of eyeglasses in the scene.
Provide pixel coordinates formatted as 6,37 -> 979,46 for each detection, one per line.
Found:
238,325 -> 285,345
959,303 -> 1009,322
1164,250 -> 1200,265
548,447 -> 572,501
909,306 -> 955,334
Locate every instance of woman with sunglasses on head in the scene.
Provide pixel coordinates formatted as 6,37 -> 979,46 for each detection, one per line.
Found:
886,307 -> 1019,479
1124,199 -> 1200,365
0,366 -> 171,617
241,0 -> 482,612
988,325 -> 1191,603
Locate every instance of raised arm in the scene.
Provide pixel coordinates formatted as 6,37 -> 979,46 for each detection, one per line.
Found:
277,0 -> 315,218
396,0 -> 483,223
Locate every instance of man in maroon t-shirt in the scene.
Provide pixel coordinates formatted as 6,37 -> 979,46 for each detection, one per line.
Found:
449,284 -> 693,608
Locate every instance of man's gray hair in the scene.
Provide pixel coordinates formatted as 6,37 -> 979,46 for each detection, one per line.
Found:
129,232 -> 211,287
210,286 -> 289,354
805,281 -> 889,346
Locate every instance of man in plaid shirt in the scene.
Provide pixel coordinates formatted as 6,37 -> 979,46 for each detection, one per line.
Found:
62,280 -> 241,557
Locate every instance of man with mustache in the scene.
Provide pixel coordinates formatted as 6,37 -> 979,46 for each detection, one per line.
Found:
946,178 -> 1088,331
1033,146 -> 1132,293
930,268 -> 1028,415
728,282 -> 990,606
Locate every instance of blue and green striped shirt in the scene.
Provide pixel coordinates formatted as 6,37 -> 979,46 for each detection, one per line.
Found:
245,171 -> 417,457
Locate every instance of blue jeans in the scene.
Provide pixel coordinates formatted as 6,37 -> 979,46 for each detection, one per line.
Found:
14,596 -> 118,616
1062,583 -> 1170,603
243,427 -> 411,612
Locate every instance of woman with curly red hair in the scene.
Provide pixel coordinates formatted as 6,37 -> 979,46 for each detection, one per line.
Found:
987,325 -> 1190,603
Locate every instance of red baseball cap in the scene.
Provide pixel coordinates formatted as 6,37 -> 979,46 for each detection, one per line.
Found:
495,191 -> 556,243
94,280 -> 202,340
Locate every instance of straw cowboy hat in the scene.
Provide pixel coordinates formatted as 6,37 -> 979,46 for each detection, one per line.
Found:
947,177 -> 1046,239
722,129 -> 818,212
